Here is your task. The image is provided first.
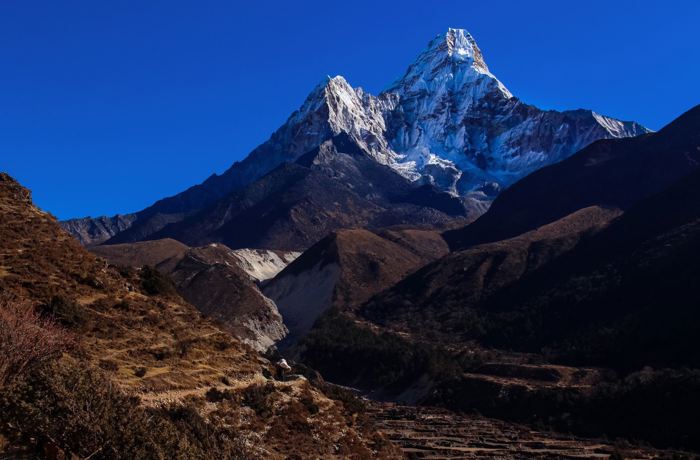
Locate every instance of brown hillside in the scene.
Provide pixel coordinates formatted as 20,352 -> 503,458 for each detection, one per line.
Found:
90,238 -> 189,271
0,173 -> 400,459
91,239 -> 288,351
363,206 -> 621,338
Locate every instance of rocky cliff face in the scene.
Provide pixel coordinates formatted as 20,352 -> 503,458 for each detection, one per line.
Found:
61,213 -> 136,246
444,104 -> 700,250
64,28 -> 648,247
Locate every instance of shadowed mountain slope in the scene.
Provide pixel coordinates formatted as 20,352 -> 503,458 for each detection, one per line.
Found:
445,104 -> 700,250
141,134 -> 470,251
363,206 -> 621,336
364,105 -> 700,368
471,165 -> 700,369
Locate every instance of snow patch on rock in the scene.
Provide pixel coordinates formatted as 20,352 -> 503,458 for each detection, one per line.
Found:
229,249 -> 301,282
239,295 -> 289,352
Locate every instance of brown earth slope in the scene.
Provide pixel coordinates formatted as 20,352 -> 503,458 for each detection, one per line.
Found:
89,238 -> 189,270
0,173 -> 400,459
363,206 -> 621,339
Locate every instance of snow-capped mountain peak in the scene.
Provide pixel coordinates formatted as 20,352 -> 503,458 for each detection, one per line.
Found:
269,28 -> 649,199
427,27 -> 491,74
370,28 -> 648,196
66,28 -> 650,246
446,28 -> 483,61
286,75 -> 394,164
387,28 -> 512,100
261,27 -> 651,200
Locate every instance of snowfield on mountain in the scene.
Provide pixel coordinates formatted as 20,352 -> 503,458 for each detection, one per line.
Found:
232,27 -> 649,199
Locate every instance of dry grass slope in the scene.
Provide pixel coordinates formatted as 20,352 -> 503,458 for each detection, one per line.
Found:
0,173 -> 401,459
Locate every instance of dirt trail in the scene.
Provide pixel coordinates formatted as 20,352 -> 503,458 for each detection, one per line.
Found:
138,373 -> 268,407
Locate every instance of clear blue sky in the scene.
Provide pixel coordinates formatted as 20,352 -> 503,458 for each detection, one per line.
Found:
2,0 -> 698,219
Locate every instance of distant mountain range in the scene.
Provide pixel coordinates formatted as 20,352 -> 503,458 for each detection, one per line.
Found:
62,28 -> 647,249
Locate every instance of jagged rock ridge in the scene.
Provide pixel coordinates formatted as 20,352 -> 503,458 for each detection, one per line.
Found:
61,213 -> 136,246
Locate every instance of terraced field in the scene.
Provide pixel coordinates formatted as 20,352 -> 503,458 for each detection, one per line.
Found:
369,402 -> 692,459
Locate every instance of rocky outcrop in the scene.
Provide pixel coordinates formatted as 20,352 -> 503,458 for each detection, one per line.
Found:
228,248 -> 301,282
167,245 -> 288,351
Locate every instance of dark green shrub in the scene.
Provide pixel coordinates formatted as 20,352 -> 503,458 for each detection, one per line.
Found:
38,296 -> 86,327
241,382 -> 276,419
299,311 -> 464,391
139,266 -> 176,296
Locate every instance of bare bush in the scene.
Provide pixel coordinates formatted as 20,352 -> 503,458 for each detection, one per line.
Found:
0,298 -> 76,386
